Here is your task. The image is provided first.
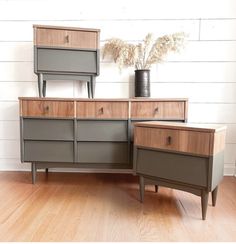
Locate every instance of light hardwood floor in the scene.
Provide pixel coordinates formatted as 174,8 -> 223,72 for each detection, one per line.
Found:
0,172 -> 235,241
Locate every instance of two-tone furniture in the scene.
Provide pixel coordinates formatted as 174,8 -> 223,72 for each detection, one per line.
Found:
133,121 -> 226,220
33,25 -> 100,98
19,97 -> 188,184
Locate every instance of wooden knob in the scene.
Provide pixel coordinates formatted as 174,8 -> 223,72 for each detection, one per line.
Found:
44,106 -> 49,111
167,136 -> 172,145
65,35 -> 69,43
99,107 -> 104,114
154,107 -> 159,113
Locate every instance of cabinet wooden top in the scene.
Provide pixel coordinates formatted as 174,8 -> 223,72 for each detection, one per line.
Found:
18,97 -> 188,102
33,24 -> 100,32
134,121 -> 226,133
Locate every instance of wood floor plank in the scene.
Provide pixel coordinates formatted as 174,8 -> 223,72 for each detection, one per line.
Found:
0,172 -> 235,241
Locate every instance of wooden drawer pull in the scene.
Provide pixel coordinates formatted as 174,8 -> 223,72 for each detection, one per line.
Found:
167,136 -> 172,145
99,107 -> 104,114
65,35 -> 70,43
44,105 -> 49,112
154,107 -> 159,113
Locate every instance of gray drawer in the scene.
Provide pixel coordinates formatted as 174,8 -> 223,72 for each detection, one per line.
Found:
23,119 -> 74,140
24,141 -> 74,162
37,48 -> 97,74
77,142 -> 128,164
136,149 -> 208,187
77,120 -> 128,141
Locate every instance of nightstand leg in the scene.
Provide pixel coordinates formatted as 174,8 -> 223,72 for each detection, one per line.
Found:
31,162 -> 36,184
87,82 -> 91,98
139,176 -> 145,203
38,73 -> 43,97
212,186 -> 218,207
155,185 -> 159,193
201,190 -> 209,220
42,80 -> 47,97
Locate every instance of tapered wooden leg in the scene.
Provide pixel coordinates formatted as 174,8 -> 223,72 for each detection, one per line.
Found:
42,80 -> 47,97
87,82 -> 91,98
155,185 -> 158,193
139,176 -> 145,203
31,162 -> 36,184
45,168 -> 49,174
201,190 -> 209,220
212,186 -> 218,207
38,73 -> 43,97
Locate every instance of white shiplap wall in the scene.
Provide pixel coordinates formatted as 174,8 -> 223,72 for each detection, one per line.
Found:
0,0 -> 236,175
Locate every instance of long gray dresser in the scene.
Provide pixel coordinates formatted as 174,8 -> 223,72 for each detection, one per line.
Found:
19,97 -> 188,183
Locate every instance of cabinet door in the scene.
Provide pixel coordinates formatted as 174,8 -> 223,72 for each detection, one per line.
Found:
77,142 -> 129,164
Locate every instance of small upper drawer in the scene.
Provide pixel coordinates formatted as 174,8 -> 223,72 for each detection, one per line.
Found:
21,100 -> 74,118
77,101 -> 128,119
134,126 -> 211,156
131,101 -> 185,120
35,27 -> 99,49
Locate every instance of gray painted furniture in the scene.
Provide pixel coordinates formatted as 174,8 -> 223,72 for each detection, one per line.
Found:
19,97 -> 188,184
133,121 -> 227,220
33,25 -> 100,98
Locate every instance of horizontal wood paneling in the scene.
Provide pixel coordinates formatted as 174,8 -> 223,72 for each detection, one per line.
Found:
188,104 -> 236,123
201,19 -> 236,40
0,102 -> 19,120
1,61 -> 236,83
0,121 -> 19,140
0,141 -> 20,158
0,20 -> 199,41
0,0 -> 236,20
1,41 -> 236,62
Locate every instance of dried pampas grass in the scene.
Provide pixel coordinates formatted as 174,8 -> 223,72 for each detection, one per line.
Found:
103,32 -> 187,70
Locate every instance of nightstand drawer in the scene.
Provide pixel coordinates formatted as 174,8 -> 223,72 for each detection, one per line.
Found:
21,100 -> 74,118
35,27 -> 98,49
76,101 -> 128,119
131,101 -> 185,119
136,149 -> 208,187
134,126 -> 211,156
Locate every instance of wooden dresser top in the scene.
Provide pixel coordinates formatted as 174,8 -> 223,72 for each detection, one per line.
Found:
134,121 -> 227,133
18,97 -> 188,102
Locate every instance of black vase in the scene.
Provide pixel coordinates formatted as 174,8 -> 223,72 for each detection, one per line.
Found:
134,69 -> 150,97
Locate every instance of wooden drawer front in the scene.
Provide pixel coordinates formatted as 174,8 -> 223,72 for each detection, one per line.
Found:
95,102 -> 128,119
134,127 -> 180,151
77,142 -> 128,164
135,127 -> 211,156
23,119 -> 74,140
178,130 -> 211,156
37,48 -> 97,73
77,102 -> 95,118
36,28 -> 98,49
24,141 -> 74,162
136,149 -> 208,187
21,100 -> 74,118
77,101 -> 128,119
77,120 -> 128,141
131,101 -> 185,119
